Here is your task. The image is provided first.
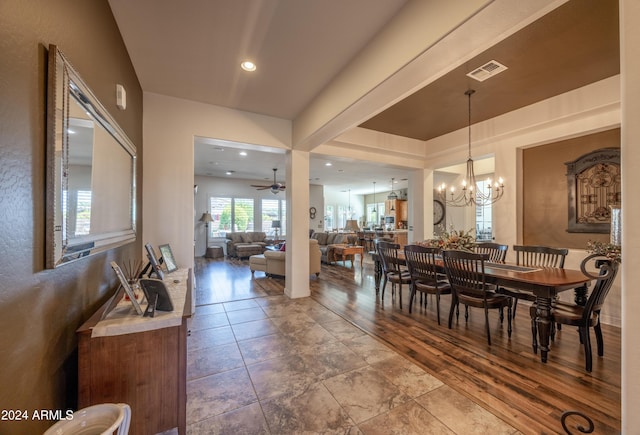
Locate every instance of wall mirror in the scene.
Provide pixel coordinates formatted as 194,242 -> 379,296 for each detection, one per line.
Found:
46,44 -> 136,268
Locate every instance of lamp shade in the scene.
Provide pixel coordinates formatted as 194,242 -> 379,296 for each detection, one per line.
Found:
271,220 -> 281,229
199,212 -> 213,223
344,219 -> 360,232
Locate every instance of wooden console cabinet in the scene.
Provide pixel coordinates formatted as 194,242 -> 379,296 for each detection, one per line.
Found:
77,269 -> 194,435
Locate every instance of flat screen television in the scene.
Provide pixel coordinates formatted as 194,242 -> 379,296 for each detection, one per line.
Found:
144,243 -> 164,280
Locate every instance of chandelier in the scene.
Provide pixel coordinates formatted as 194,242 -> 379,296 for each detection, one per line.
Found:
437,89 -> 504,207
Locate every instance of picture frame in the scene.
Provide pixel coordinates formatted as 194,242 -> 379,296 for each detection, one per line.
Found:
109,261 -> 143,315
139,278 -> 174,313
144,243 -> 164,280
159,243 -> 178,273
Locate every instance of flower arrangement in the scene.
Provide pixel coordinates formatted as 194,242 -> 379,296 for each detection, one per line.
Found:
586,240 -> 621,264
420,226 -> 476,251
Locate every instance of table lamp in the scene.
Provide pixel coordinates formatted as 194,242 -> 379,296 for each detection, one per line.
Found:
345,219 -> 360,232
271,220 -> 281,239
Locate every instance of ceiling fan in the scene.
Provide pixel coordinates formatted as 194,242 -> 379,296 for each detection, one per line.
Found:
251,168 -> 286,194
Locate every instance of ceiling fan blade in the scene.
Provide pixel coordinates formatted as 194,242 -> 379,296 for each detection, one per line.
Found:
251,185 -> 271,190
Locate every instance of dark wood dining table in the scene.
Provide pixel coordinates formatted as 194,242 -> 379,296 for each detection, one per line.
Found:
371,252 -> 592,363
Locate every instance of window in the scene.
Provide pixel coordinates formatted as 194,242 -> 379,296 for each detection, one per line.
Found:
209,197 -> 232,237
63,189 -> 92,237
475,181 -> 492,241
209,197 -> 254,235
366,202 -> 385,227
75,190 -> 92,236
325,205 -> 334,231
261,198 -> 286,236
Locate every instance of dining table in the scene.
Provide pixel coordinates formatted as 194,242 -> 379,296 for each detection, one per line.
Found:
371,251 -> 592,363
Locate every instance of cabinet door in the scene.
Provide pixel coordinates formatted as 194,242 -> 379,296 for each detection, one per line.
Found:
399,200 -> 408,221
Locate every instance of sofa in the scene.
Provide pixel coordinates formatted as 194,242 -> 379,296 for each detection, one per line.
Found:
225,231 -> 272,258
310,232 -> 358,263
249,239 -> 321,277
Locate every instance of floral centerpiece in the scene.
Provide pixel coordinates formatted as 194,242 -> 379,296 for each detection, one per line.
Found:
419,226 -> 476,251
586,240 -> 621,264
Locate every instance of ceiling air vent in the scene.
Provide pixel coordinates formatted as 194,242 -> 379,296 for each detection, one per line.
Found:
466,60 -> 508,82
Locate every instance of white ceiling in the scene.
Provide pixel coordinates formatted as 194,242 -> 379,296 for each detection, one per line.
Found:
108,0 -> 413,193
108,0 -> 407,119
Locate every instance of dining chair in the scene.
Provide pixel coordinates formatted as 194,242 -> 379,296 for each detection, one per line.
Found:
403,245 -> 451,324
474,242 -> 508,263
530,258 -> 619,372
442,249 -> 512,345
377,241 -> 411,309
499,245 -> 569,318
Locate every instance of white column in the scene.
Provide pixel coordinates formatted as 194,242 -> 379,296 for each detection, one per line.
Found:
620,0 -> 640,431
408,169 -> 433,243
284,150 -> 311,298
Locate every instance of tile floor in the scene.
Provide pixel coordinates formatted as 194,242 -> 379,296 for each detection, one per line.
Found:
186,288 -> 520,434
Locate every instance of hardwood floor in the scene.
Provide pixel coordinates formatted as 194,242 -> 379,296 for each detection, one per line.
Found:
196,255 -> 621,434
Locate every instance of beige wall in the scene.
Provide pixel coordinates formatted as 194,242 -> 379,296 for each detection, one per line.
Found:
0,1 -> 142,433
523,128 -> 620,247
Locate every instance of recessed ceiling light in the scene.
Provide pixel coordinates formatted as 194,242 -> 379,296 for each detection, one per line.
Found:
239,151 -> 247,156
325,162 -> 332,167
225,171 -> 235,175
240,61 -> 256,72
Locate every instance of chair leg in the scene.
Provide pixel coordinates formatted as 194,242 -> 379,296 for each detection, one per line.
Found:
595,317 -> 604,357
381,277 -> 388,300
464,305 -> 469,321
580,326 -> 593,372
484,307 -> 492,346
435,293 -> 441,326
408,284 -> 416,313
531,317 -> 538,354
398,282 -> 403,309
511,297 -> 519,318
448,295 -> 457,329
507,300 -> 513,338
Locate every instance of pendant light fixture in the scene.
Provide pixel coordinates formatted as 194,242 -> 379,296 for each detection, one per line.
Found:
372,181 -> 377,217
438,90 -> 504,207
387,177 -> 398,200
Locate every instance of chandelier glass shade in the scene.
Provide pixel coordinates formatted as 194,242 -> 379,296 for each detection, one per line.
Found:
437,90 -> 504,207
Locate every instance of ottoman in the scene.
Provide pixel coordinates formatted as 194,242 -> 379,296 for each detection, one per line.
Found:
236,244 -> 264,259
249,254 -> 267,276
205,245 -> 224,259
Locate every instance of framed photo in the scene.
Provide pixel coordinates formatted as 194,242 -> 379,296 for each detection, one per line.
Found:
159,244 -> 178,273
139,278 -> 174,313
110,261 -> 143,315
144,243 -> 164,280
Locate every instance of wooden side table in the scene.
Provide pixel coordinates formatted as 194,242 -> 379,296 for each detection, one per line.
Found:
332,245 -> 365,269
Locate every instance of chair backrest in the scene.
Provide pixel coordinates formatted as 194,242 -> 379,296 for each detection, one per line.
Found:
514,245 -> 568,268
404,244 -> 440,285
377,241 -> 402,274
442,250 -> 491,298
474,242 -> 508,263
582,259 -> 619,321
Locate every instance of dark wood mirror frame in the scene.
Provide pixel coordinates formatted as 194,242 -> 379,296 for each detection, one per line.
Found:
46,44 -> 137,268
